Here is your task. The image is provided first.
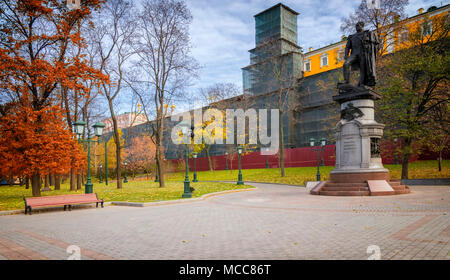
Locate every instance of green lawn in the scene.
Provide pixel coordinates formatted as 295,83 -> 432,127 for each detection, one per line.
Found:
1,160 -> 447,212
167,160 -> 450,186
0,180 -> 252,211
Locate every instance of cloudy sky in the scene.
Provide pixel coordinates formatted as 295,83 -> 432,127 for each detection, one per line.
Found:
186,0 -> 448,96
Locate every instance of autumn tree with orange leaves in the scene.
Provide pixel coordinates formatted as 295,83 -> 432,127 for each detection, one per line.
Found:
124,135 -> 156,179
0,106 -> 85,196
0,0 -> 107,196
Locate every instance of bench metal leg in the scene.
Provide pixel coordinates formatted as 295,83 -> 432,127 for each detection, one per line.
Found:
96,202 -> 98,208
68,205 -> 72,211
28,207 -> 32,215
64,205 -> 67,211
101,201 -> 104,208
24,206 -> 27,215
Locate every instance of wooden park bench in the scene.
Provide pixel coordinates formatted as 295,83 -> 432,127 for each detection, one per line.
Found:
24,193 -> 104,215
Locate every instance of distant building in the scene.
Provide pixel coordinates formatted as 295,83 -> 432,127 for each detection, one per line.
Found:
242,3 -> 303,96
102,111 -> 147,134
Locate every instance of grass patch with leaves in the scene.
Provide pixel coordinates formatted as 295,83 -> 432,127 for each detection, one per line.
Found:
166,160 -> 449,185
0,180 -> 252,211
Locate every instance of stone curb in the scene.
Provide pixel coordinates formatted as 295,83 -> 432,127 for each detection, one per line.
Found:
192,180 -> 303,187
111,187 -> 257,207
401,178 -> 450,186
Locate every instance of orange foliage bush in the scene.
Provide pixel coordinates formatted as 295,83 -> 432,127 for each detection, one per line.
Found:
0,105 -> 86,179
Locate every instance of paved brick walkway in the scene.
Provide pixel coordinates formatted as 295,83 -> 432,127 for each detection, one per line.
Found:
0,183 -> 448,260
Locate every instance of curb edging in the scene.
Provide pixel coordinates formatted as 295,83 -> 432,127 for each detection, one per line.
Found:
111,187 -> 257,207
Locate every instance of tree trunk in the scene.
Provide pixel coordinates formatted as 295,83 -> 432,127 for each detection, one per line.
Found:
206,145 -> 213,171
25,176 -> 29,189
438,150 -> 442,172
31,174 -> 41,197
49,174 -> 54,186
54,175 -> 61,190
106,98 -> 122,189
401,138 -> 412,180
279,106 -> 285,177
77,173 -> 82,190
115,140 -> 122,189
44,175 -> 49,189
156,143 -> 165,187
70,168 -> 76,191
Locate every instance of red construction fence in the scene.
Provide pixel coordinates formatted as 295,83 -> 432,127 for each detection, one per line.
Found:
168,140 -> 448,172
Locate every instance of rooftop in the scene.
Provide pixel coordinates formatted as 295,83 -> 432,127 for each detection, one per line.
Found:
253,2 -> 299,18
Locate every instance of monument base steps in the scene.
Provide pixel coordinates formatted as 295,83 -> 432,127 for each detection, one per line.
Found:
310,173 -> 410,196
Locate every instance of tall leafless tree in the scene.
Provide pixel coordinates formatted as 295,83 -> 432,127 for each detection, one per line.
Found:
87,0 -> 137,189
131,0 -> 198,187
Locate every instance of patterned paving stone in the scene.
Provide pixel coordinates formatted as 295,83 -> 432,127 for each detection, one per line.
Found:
0,184 -> 448,260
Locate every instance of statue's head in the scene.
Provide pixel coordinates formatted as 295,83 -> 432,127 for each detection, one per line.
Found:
356,21 -> 365,32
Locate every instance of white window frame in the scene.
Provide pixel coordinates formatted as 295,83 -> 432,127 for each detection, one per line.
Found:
400,28 -> 408,44
422,21 -> 433,36
337,48 -> 345,62
320,53 -> 328,68
386,28 -> 394,53
304,59 -> 311,72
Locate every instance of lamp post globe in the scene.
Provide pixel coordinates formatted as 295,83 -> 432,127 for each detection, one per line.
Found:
73,120 -> 86,137
93,122 -> 105,137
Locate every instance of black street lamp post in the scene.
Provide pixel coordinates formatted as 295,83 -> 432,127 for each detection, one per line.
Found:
154,168 -> 159,182
262,147 -> 269,168
123,161 -> 128,183
104,141 -> 108,185
225,152 -> 229,170
193,152 -> 198,182
73,121 -> 105,194
237,146 -> 244,185
394,138 -> 399,165
310,137 -> 326,181
99,164 -> 103,183
180,121 -> 193,198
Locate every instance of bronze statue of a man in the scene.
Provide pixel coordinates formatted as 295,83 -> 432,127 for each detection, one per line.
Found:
342,21 -> 380,87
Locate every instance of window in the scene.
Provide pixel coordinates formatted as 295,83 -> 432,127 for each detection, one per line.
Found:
422,21 -> 433,36
304,59 -> 311,71
337,49 -> 345,63
386,29 -> 394,53
320,54 -> 328,67
400,29 -> 408,43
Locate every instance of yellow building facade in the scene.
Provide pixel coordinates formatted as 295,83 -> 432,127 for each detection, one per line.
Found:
303,4 -> 449,78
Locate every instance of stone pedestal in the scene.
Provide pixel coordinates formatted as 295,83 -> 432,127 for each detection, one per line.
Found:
310,85 -> 410,196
